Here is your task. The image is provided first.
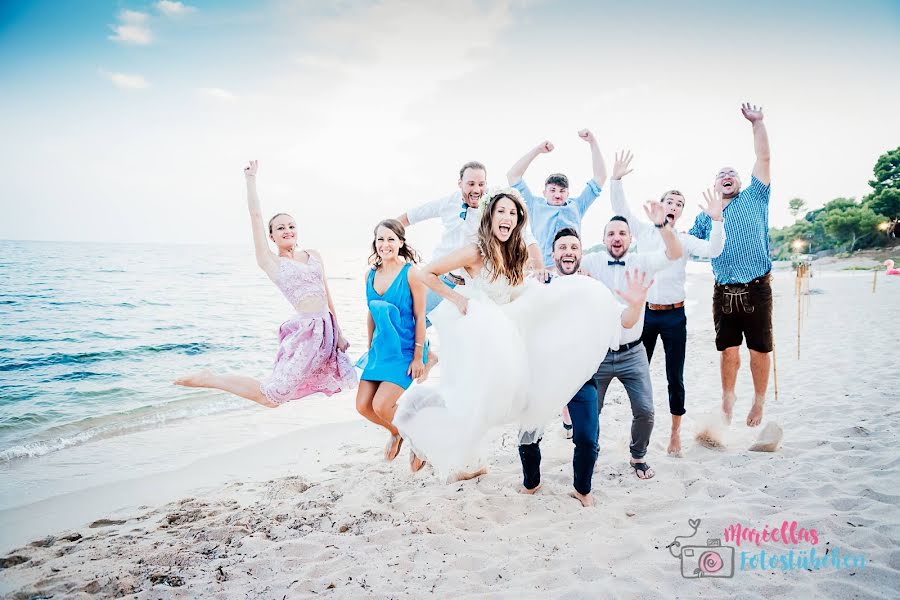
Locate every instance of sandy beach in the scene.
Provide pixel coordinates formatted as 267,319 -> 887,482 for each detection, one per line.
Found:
2,264 -> 899,599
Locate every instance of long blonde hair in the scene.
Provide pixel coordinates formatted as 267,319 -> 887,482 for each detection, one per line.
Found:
476,191 -> 528,286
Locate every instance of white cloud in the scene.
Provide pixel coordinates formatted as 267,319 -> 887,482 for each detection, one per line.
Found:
156,1 -> 197,17
197,87 -> 237,101
109,10 -> 153,45
100,70 -> 151,90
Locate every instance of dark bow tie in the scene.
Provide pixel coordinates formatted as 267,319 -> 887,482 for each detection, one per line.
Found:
608,260 -> 626,266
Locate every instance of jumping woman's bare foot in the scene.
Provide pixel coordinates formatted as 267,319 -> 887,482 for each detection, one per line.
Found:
519,484 -> 541,495
417,352 -> 439,384
384,434 -> 403,462
450,466 -> 488,482
174,369 -> 214,387
570,490 -> 594,507
410,450 -> 427,473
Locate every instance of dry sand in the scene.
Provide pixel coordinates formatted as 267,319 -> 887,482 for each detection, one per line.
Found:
2,266 -> 899,599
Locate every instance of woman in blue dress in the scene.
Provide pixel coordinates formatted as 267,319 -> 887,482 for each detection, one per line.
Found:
356,219 -> 434,462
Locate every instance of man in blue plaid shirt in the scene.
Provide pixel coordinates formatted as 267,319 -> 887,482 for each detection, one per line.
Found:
689,103 -> 772,428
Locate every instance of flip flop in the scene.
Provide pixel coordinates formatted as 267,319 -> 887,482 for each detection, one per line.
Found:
631,461 -> 655,480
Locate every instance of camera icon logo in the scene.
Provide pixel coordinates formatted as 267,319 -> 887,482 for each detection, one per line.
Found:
680,539 -> 735,578
668,520 -> 736,579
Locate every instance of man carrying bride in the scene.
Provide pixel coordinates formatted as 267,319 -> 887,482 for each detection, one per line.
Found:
519,228 -> 655,506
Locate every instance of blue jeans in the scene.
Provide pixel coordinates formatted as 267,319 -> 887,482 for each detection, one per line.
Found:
518,378 -> 599,495
424,275 -> 458,328
595,344 -> 655,460
642,307 -> 687,416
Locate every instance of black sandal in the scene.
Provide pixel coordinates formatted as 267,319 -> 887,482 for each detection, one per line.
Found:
631,461 -> 655,480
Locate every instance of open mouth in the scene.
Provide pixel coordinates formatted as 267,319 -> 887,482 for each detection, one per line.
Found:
498,224 -> 511,235
666,213 -> 675,223
560,257 -> 576,267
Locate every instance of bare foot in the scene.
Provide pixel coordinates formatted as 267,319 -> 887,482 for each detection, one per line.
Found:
721,391 -> 736,425
409,450 -> 426,473
746,398 -> 765,427
450,466 -> 488,482
667,431 -> 682,456
519,484 -> 541,495
384,434 -> 403,462
417,352 -> 439,384
630,459 -> 655,480
570,490 -> 594,507
174,369 -> 213,387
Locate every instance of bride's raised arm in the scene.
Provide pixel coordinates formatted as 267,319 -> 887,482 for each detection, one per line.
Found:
243,160 -> 278,277
414,243 -> 481,315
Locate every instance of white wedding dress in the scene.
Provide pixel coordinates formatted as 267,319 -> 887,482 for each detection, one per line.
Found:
393,267 -> 621,478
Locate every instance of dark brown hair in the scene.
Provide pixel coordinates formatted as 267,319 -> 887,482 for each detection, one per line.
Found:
477,192 -> 528,286
553,227 -> 580,249
368,219 -> 420,268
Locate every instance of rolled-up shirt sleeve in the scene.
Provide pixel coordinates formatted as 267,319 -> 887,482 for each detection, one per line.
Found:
572,179 -> 602,216
406,196 -> 445,225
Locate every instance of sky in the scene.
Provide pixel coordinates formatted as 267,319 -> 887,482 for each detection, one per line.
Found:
2,0 -> 899,258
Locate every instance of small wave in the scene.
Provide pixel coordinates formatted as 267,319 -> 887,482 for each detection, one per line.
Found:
0,342 -> 213,372
0,300 -> 16,305
0,396 -> 247,462
45,371 -> 119,383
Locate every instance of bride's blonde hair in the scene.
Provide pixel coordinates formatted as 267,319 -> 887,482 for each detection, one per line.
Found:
476,191 -> 528,286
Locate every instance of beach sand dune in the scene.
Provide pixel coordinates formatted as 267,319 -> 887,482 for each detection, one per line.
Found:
2,270 -> 898,599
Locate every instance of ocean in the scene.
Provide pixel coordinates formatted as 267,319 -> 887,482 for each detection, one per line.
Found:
0,240 -> 373,513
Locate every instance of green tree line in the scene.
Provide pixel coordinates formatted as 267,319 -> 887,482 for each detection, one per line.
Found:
769,146 -> 898,259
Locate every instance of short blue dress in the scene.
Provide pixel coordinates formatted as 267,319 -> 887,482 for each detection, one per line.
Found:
360,263 -> 426,389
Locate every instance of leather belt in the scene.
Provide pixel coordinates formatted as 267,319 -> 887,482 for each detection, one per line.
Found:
647,301 -> 685,311
611,339 -> 643,353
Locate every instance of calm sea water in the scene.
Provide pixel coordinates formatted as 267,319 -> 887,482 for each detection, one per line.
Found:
0,240 -> 373,500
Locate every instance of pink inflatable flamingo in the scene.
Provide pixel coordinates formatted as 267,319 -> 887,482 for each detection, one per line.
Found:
885,260 -> 900,275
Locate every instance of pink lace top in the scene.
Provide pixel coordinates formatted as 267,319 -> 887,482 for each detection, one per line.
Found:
275,254 -> 328,314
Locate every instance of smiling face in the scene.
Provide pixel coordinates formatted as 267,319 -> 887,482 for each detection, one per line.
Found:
268,213 -> 297,250
715,167 -> 742,198
604,219 -> 632,259
553,235 -> 582,275
660,191 -> 686,225
459,167 -> 487,208
490,197 -> 519,242
374,224 -> 403,262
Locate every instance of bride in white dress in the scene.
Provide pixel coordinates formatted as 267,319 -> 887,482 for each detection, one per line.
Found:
393,189 -> 622,478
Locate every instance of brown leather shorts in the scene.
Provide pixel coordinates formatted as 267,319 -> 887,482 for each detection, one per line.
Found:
712,273 -> 773,352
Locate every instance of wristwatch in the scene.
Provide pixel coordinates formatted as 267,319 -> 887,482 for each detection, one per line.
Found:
654,220 -> 667,229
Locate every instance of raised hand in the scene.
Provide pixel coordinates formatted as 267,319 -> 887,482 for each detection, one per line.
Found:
643,200 -> 666,226
577,129 -> 596,144
615,268 -> 654,307
612,150 -> 634,180
741,103 -> 764,123
699,187 -> 724,221
536,140 -> 554,154
244,160 -> 259,178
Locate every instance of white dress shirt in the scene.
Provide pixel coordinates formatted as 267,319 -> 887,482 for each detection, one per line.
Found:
407,191 -> 538,277
581,249 -> 673,346
609,179 -> 725,305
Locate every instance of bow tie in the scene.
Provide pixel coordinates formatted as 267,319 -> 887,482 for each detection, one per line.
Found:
608,260 -> 626,266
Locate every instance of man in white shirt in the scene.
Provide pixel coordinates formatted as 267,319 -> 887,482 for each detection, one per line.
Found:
397,161 -> 541,323
608,151 -> 724,456
580,201 -> 683,480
